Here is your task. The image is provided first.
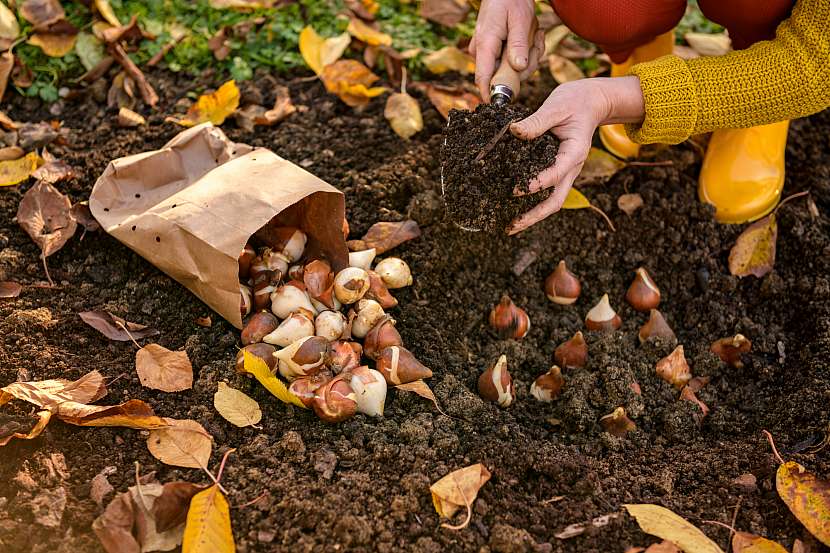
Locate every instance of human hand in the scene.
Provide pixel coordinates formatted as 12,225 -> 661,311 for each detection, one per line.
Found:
469,0 -> 545,102
506,76 -> 646,235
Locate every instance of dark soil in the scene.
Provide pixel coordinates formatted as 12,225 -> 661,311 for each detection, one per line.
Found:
1,68 -> 830,553
442,103 -> 558,233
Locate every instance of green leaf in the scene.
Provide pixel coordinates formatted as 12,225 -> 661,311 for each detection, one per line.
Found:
75,32 -> 106,71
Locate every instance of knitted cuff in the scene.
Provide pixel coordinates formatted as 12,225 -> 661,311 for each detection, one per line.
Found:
624,55 -> 699,145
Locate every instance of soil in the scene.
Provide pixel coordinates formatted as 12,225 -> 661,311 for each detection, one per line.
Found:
441,103 -> 558,233
1,68 -> 829,553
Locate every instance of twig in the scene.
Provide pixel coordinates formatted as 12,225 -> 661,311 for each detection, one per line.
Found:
41,253 -> 53,287
215,448 -> 235,483
233,490 -> 268,509
773,190 -> 810,215
148,36 -> 184,67
474,119 -> 515,162
763,429 -> 786,464
115,320 -> 142,349
441,475 -> 472,531
627,160 -> 674,167
729,497 -> 742,543
589,205 -> 616,232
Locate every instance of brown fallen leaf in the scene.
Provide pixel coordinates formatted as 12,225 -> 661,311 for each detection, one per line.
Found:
152,481 -> 207,533
12,55 -> 34,88
135,344 -> 193,393
213,382 -> 261,428
0,151 -> 42,186
78,310 -> 160,342
28,27 -> 78,57
17,179 -> 76,283
147,418 -> 213,469
556,513 -> 620,539
731,531 -> 788,553
93,486 -> 141,553
384,82 -> 423,139
109,42 -> 158,106
575,147 -> 627,185
70,201 -> 101,237
210,0 -> 276,7
420,0 -> 470,27
728,214 -> 776,278
0,281 -> 22,298
99,15 -> 144,44
32,157 -> 75,183
94,0 -> 122,26
710,334 -> 752,368
0,50 -> 12,102
117,106 -> 146,127
0,2 -> 19,45
395,380 -> 450,418
423,84 -> 480,120
19,120 -> 61,149
423,46 -> 475,75
656,345 -> 692,389
624,504 -> 723,553
20,0 -> 66,30
0,410 -> 52,446
89,465 -> 117,507
55,399 -> 170,429
298,26 -> 351,76
347,220 -> 421,254
195,316 -> 212,327
261,85 -> 297,124
347,17 -> 391,46
346,0 -> 377,20
618,193 -> 644,215
548,53 -> 584,83
0,370 -> 107,409
0,146 -> 23,161
556,36 -> 597,60
320,60 -> 386,107
171,80 -> 240,127
430,463 -> 491,530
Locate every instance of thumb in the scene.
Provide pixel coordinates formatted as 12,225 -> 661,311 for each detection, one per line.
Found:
511,100 -> 561,140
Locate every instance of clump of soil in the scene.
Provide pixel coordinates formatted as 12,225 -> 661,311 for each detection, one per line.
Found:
441,103 -> 558,233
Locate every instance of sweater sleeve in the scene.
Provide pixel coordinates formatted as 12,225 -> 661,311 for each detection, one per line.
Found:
624,0 -> 830,144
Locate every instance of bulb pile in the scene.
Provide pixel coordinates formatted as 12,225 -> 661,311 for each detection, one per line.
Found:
236,226 -> 430,423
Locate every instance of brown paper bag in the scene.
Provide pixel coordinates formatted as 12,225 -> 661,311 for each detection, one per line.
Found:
89,123 -> 348,329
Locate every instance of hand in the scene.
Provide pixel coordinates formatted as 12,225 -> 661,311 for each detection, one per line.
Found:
469,0 -> 545,102
506,76 -> 646,235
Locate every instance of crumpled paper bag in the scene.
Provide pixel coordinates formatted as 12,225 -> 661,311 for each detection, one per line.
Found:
89,123 -> 348,329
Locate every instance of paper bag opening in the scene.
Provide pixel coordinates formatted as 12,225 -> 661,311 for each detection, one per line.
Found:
89,123 -> 348,329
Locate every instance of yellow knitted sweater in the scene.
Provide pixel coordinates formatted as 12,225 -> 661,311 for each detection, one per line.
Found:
625,0 -> 830,144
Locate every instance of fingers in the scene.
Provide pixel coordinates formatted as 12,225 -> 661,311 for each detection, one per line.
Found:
505,10 -> 532,71
473,34 -> 503,102
510,94 -> 563,140
507,167 -> 581,235
519,28 -> 545,81
519,138 -> 590,195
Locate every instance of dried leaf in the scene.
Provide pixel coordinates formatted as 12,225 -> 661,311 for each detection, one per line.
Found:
147,419 -> 213,469
0,151 -> 42,186
776,461 -> 830,546
556,513 -> 620,539
32,158 -> 75,183
562,188 -> 591,209
94,0 -> 121,26
117,106 -> 146,127
241,349 -> 307,409
420,0 -> 470,27
395,380 -> 450,418
348,220 -> 421,254
298,26 -> 351,76
618,193 -> 644,215
135,344 -> 193,393
430,464 -> 491,530
384,91 -> 423,139
17,179 -> 76,259
20,0 -> 65,30
259,85 -> 296,125
0,369 -> 107,409
624,504 -> 724,553
70,202 -> 101,235
29,30 -> 78,57
320,59 -> 386,107
213,382 -> 261,428
0,410 -> 51,446
0,281 -> 22,298
209,0 -> 275,8
0,2 -> 20,42
685,32 -> 731,56
195,316 -> 212,328
93,489 -> 140,553
728,214 -> 777,278
0,146 -> 23,161
548,53 -> 584,83
347,18 -> 391,46
130,481 -> 185,552
647,541 -> 681,553
731,532 -> 788,553
423,46 -> 475,75
55,399 -> 170,429
78,310 -> 160,342
153,482 -> 207,533
183,485 -> 235,553
19,121 -> 60,149
576,147 -> 627,184
656,345 -> 692,389
173,80 -> 240,127
110,43 -> 158,106
710,334 -> 752,368
90,466 -> 117,507
425,85 -> 480,119
0,50 -> 12,101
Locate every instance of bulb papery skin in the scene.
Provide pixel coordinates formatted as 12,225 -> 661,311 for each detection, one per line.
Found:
263,311 -> 315,347
241,311 -> 279,345
625,267 -> 661,312
315,310 -> 347,342
240,284 -> 252,318
274,335 -> 329,381
544,260 -> 581,305
334,267 -> 371,304
351,299 -> 386,339
478,355 -> 514,407
271,283 -> 317,319
349,366 -> 387,417
251,249 -> 290,281
585,294 -> 622,331
312,374 -> 358,423
239,243 -> 256,279
530,366 -> 564,402
349,248 -> 377,271
374,258 -> 413,289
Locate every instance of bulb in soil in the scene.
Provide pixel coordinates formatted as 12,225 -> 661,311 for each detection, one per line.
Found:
334,267 -> 370,304
275,335 -> 329,381
349,366 -> 387,417
655,345 -> 692,389
600,407 -> 636,437
710,334 -> 752,368
638,309 -> 676,344
252,269 -> 281,312
263,311 -> 315,347
271,283 -> 316,319
351,299 -> 386,339
238,243 -> 256,279
363,316 -> 403,360
327,340 -> 363,374
289,371 -> 332,408
554,331 -> 587,369
303,259 -> 335,310
585,294 -> 622,331
530,366 -> 564,402
312,374 -> 357,423
251,248 -> 290,281
488,295 -> 530,340
545,260 -> 581,305
349,248 -> 376,271
240,284 -> 253,318
241,311 -> 279,345
365,270 -> 398,309
374,258 -> 412,289
625,267 -> 661,312
375,346 -> 433,385
478,354 -> 514,407
315,310 -> 347,342
235,343 -> 277,373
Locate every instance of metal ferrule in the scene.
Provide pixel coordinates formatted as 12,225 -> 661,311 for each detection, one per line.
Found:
490,84 -> 513,106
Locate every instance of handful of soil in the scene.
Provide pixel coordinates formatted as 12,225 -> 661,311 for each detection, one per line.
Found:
441,103 -> 559,233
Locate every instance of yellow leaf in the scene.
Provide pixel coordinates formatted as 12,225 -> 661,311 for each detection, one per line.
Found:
94,0 -> 121,26
561,188 -> 591,210
347,18 -> 391,47
543,25 -> 569,57
0,410 -> 51,446
384,92 -> 422,139
430,463 -> 491,530
423,46 -> 475,75
424,85 -> 480,120
213,382 -> 262,427
776,461 -> 830,546
241,349 -> 307,409
684,32 -> 731,56
624,504 -> 724,553
0,2 -> 20,41
0,369 -> 106,408
175,80 -> 240,127
183,485 -> 235,553
147,418 -> 213,468
548,53 -> 584,83
298,26 -> 351,76
576,147 -> 627,185
28,32 -> 78,57
320,60 -> 386,107
0,151 -> 41,186
732,532 -> 789,553
56,398 -> 170,429
728,214 -> 777,278
210,0 -> 275,8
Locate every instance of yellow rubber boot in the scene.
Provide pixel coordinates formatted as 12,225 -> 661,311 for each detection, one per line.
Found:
698,120 -> 789,224
599,31 -> 675,159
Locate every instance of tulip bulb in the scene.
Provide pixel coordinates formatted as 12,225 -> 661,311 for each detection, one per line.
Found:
240,284 -> 252,318
275,335 -> 329,380
263,311 -> 315,347
638,309 -> 676,344
655,345 -> 691,389
271,283 -> 316,319
235,343 -> 277,373
289,371 -> 332,408
263,226 -> 307,262
349,248 -> 376,271
710,334 -> 751,368
238,243 -> 256,279
374,257 -> 412,289
349,366 -> 387,416
585,294 -> 622,331
311,295 -> 341,313
252,269 -> 281,312
554,331 -> 587,369
303,259 -> 335,309
489,295 -> 530,340
530,366 -> 564,402
625,267 -> 661,312
375,346 -> 433,385
288,264 -> 305,282
241,311 -> 279,345
280,228 -> 307,262
600,407 -> 636,437
365,270 -> 398,309
545,260 -> 581,305
327,341 -> 363,374
478,355 -> 514,407
315,310 -> 347,342
363,316 -> 403,360
250,248 -> 290,281
333,267 -> 370,304
351,299 -> 386,339
312,374 -> 357,423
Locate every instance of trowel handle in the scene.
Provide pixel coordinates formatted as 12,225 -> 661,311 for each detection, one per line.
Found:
489,20 -> 538,103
